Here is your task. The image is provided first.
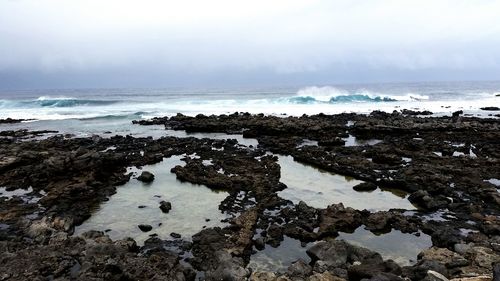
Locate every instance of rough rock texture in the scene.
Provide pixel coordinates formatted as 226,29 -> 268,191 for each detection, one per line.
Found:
159,201 -> 172,213
1,111 -> 499,280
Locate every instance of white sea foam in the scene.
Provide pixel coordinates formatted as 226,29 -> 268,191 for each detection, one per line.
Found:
36,96 -> 73,101
296,86 -> 349,102
0,85 -> 499,121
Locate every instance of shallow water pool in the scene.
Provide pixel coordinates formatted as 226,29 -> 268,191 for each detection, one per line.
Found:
337,227 -> 432,266
247,226 -> 431,273
74,156 -> 230,244
247,236 -> 314,273
277,155 -> 415,211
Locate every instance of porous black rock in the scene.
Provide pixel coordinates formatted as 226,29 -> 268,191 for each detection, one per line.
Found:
159,201 -> 172,213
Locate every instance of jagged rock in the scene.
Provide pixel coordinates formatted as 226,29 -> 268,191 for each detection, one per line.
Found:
307,240 -> 348,268
159,201 -> 172,213
286,259 -> 312,278
418,247 -> 468,269
410,260 -> 449,281
205,251 -> 249,281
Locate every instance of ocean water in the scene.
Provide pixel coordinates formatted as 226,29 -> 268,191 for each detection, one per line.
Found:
0,81 -> 499,123
2,82 -> 481,267
0,81 -> 498,139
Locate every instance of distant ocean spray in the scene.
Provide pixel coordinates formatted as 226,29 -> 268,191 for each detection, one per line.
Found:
0,82 -> 499,121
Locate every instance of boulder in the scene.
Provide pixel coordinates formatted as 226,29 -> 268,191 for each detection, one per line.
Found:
138,224 -> 152,232
159,201 -> 172,213
137,171 -> 155,183
353,182 -> 378,192
286,259 -> 312,278
307,240 -> 348,268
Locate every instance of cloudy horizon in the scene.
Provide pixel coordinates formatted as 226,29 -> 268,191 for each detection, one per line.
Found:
1,0 -> 500,89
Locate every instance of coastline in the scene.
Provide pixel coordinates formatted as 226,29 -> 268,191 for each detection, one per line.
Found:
0,111 -> 499,280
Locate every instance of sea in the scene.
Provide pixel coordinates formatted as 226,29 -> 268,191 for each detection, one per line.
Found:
2,81 -> 497,267
0,81 -> 499,137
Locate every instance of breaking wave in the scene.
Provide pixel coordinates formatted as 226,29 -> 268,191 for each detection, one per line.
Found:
286,86 -> 429,104
0,96 -> 119,108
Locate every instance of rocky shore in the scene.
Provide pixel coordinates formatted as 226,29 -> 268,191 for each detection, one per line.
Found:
1,111 -> 500,280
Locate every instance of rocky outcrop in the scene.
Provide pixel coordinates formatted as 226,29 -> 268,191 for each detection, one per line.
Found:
1,111 -> 499,280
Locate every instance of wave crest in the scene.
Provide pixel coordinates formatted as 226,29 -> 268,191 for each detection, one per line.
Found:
290,86 -> 429,104
0,96 -> 119,108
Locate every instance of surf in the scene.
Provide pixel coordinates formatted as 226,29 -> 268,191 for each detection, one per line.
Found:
286,86 -> 430,104
0,96 -> 120,108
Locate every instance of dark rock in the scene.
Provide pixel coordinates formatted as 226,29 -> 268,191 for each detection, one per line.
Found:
493,262 -> 500,281
266,224 -> 284,246
480,107 -> 500,111
348,259 -> 401,281
318,138 -> 346,147
353,182 -> 378,192
254,237 -> 265,250
204,251 -> 249,280
0,118 -> 26,124
401,109 -> 433,116
170,232 -> 181,239
159,201 -> 172,213
137,171 -> 155,182
372,154 -> 402,165
1,112 -> 500,280
408,190 -> 450,210
410,260 -> 448,281
286,259 -> 312,278
81,230 -> 105,240
431,228 -> 462,249
138,224 -> 153,232
307,240 -> 348,267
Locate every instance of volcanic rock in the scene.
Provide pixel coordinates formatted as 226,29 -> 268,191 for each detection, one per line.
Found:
159,201 -> 172,213
137,171 -> 155,182
138,224 -> 153,232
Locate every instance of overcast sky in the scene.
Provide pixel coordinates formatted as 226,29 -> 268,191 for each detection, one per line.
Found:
1,0 -> 500,89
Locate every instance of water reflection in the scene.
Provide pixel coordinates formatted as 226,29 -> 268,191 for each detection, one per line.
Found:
74,156 -> 230,244
337,227 -> 432,266
277,155 -> 415,211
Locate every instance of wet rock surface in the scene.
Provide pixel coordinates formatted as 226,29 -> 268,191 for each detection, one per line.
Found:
159,200 -> 172,213
137,171 -> 155,182
0,111 -> 499,280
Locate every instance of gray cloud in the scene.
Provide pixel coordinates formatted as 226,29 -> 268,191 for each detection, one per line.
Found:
1,0 -> 500,89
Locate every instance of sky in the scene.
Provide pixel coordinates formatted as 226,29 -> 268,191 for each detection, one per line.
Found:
1,0 -> 500,89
